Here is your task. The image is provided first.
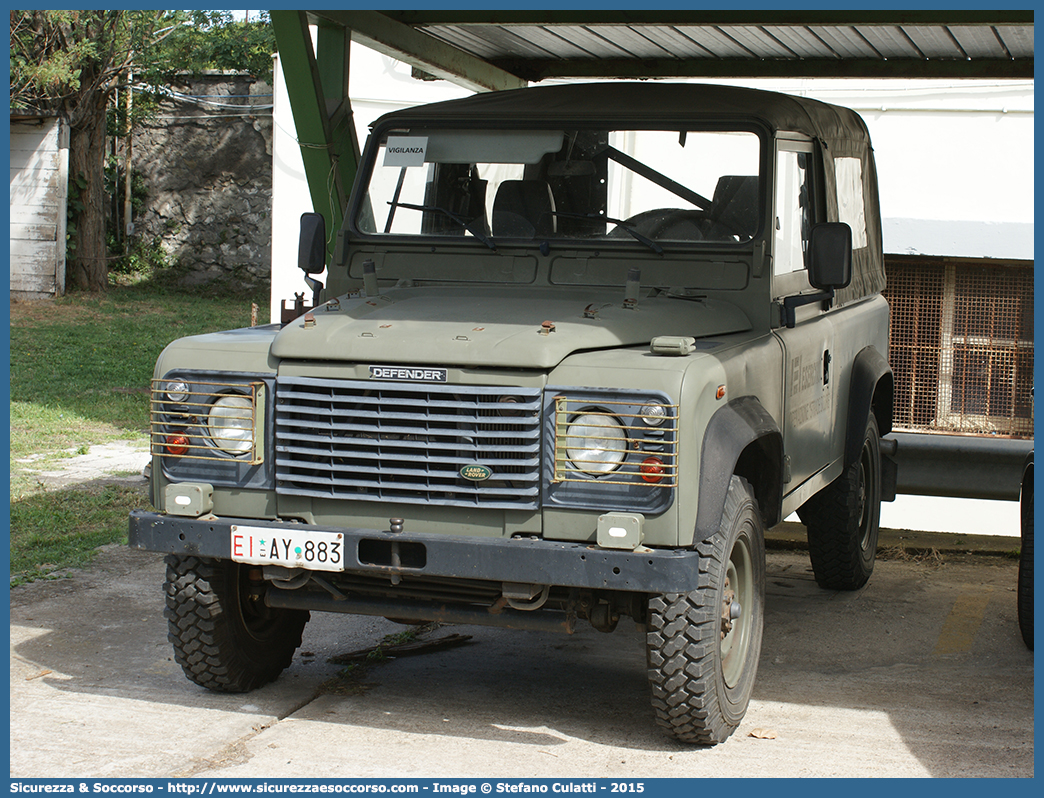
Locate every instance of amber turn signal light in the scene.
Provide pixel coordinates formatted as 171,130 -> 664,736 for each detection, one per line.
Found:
640,456 -> 664,483
165,434 -> 190,456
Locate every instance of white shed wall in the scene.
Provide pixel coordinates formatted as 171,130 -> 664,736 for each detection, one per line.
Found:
10,117 -> 69,299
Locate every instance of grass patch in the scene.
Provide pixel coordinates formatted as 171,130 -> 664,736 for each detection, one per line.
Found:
9,484 -> 149,586
9,405 -> 143,499
9,283 -> 267,583
877,545 -> 945,567
10,284 -> 266,441
10,284 -> 264,464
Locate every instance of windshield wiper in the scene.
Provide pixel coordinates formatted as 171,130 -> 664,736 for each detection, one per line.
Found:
387,200 -> 497,252
551,211 -> 663,255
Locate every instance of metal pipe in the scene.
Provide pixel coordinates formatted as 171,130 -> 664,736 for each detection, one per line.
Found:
266,588 -> 576,634
889,432 -> 1033,501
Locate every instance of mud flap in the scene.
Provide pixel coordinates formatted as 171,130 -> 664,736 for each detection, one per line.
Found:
880,437 -> 898,502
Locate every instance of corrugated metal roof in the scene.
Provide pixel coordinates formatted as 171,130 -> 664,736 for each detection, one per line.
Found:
308,11 -> 1032,88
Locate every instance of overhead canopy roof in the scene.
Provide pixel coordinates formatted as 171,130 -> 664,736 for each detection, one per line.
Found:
307,10 -> 1033,90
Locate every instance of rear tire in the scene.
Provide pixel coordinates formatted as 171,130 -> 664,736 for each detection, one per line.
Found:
1018,467 -> 1033,650
800,413 -> 882,591
646,476 -> 765,745
164,555 -> 309,692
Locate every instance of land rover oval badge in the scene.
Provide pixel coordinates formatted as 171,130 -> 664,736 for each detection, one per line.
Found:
460,464 -> 492,482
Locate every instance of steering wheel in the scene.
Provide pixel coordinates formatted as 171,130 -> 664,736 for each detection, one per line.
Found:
644,209 -> 708,241
608,208 -> 705,241
651,208 -> 751,240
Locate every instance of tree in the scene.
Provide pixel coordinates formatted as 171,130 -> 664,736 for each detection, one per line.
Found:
154,11 -> 275,84
9,10 -> 275,292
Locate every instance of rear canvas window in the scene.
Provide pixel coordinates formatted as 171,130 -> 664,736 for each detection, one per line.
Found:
834,156 -> 868,249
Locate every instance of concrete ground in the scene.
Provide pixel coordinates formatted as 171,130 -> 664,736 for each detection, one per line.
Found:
8,445 -> 1035,779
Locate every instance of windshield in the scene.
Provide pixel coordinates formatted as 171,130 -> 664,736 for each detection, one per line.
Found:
356,127 -> 762,248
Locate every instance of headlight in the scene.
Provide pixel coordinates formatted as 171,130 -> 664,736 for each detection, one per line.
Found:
207,394 -> 254,456
566,412 -> 626,475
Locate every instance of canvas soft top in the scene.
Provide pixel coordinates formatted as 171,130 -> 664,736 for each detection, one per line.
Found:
369,82 -> 873,148
369,82 -> 884,303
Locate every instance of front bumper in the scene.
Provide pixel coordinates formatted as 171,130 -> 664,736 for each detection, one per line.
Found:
128,510 -> 701,594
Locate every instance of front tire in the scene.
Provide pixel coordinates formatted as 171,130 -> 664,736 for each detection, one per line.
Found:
164,555 -> 309,692
800,413 -> 882,591
646,476 -> 765,745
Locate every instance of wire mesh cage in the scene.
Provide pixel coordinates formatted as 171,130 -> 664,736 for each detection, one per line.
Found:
884,256 -> 1033,439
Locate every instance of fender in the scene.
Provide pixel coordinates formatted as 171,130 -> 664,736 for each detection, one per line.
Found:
695,396 -> 783,541
845,346 -> 893,468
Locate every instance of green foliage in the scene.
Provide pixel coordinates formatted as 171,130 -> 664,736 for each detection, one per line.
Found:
9,11 -> 184,117
108,236 -> 173,279
10,10 -> 277,111
103,155 -> 148,217
148,11 -> 276,84
10,485 -> 147,586
10,10 -> 90,112
104,157 -> 169,278
10,10 -> 276,114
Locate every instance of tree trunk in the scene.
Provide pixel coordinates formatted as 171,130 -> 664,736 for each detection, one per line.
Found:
67,97 -> 110,292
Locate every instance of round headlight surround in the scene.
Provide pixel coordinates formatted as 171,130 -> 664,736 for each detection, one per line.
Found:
565,411 -> 627,476
206,393 -> 254,456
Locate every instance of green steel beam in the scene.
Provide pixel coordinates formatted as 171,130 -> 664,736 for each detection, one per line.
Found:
315,22 -> 363,209
308,10 -> 527,92
271,10 -> 361,250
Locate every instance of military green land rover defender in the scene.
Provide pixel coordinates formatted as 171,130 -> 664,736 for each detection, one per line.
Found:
130,83 -> 894,745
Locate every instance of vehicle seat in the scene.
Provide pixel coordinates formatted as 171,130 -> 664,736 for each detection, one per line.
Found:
708,175 -> 759,240
492,180 -> 557,238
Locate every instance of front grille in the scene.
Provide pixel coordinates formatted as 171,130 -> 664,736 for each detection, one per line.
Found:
274,377 -> 542,509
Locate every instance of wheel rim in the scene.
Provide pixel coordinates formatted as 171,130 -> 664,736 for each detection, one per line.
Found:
232,564 -> 283,643
720,531 -> 753,688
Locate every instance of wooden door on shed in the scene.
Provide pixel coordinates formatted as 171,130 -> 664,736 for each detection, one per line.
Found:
10,117 -> 68,299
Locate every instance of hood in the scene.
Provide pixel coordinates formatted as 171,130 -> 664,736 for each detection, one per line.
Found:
270,286 -> 750,369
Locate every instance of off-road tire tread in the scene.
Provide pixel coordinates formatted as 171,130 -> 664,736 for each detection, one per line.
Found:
164,555 -> 308,692
800,415 -> 881,591
647,477 -> 764,745
1018,482 -> 1033,650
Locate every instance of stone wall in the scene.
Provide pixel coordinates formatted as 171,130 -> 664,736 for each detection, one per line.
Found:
133,74 -> 273,292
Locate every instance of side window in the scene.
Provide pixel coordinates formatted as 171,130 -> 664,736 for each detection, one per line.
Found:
774,148 -> 813,276
833,156 -> 868,249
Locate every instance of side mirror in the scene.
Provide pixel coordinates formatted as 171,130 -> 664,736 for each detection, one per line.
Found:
298,212 -> 327,275
809,222 -> 852,290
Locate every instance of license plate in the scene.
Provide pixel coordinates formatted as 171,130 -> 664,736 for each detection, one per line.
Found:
230,525 -> 345,572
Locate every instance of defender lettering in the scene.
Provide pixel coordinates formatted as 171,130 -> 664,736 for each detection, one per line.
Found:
369,366 -> 448,382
